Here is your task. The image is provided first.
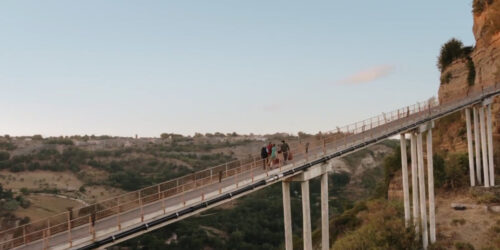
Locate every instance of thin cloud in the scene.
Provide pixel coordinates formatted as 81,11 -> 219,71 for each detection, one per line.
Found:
337,65 -> 394,85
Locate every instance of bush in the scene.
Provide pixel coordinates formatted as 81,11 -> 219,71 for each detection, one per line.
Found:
2,199 -> 19,211
445,153 -> 469,188
438,38 -> 465,72
473,0 -> 493,15
433,154 -> 446,188
454,242 -> 474,250
467,58 -> 476,86
332,200 -> 419,250
0,151 -> 10,161
44,138 -> 74,145
440,72 -> 452,85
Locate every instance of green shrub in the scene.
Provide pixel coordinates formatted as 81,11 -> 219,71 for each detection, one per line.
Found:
437,38 -> 465,72
440,72 -> 453,85
445,153 -> 469,188
20,188 -> 29,195
454,241 -> 474,250
473,0 -> 493,15
2,199 -> 19,211
0,151 -> 10,161
0,141 -> 16,150
467,58 -> 476,86
332,199 -> 418,250
433,154 -> 446,188
44,138 -> 74,145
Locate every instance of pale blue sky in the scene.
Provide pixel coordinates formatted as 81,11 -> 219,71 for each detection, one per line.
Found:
0,1 -> 475,137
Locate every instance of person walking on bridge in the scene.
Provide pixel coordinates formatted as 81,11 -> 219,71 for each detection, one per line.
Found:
260,145 -> 268,170
270,144 -> 278,168
280,140 -> 290,163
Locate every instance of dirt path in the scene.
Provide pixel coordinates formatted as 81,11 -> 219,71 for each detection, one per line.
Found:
435,190 -> 500,249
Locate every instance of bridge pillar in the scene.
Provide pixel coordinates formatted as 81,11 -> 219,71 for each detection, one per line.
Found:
473,107 -> 483,184
301,180 -> 313,250
282,181 -> 293,250
426,127 -> 436,243
417,130 -> 428,249
399,134 -> 410,227
465,108 -> 476,186
486,102 -> 495,186
410,133 -> 420,232
320,172 -> 329,250
284,163 -> 332,250
479,106 -> 490,187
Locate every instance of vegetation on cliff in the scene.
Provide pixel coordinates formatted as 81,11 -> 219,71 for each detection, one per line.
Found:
473,0 -> 494,15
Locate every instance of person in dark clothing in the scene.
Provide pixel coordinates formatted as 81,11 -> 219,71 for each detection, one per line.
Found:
280,140 -> 290,163
260,146 -> 268,170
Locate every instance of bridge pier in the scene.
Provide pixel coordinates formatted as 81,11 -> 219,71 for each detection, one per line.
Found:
410,133 -> 420,232
401,122 -> 435,249
399,134 -> 410,227
473,107 -> 483,184
282,163 -> 332,250
468,100 -> 495,188
486,102 -> 495,186
479,106 -> 490,187
465,108 -> 476,186
282,181 -> 293,250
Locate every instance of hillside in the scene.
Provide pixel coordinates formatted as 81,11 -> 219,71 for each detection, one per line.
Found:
115,141 -> 397,249
0,133 -> 265,230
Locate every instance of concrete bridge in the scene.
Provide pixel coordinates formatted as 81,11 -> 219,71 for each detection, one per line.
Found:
1,84 -> 499,250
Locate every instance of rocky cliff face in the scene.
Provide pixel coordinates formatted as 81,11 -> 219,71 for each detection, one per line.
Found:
437,1 -> 500,154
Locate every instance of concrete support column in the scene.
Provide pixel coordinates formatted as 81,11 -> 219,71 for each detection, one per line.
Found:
320,173 -> 329,250
410,133 -> 420,232
474,107 -> 483,184
282,181 -> 293,250
417,133 -> 428,248
479,106 -> 490,187
486,104 -> 495,186
400,134 -> 410,226
465,108 -> 476,186
301,180 -> 313,250
426,130 -> 436,243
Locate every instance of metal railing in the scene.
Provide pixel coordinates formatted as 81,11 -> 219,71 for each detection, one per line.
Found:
0,83 -> 498,250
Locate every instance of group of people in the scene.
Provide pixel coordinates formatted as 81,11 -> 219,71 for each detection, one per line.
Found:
260,140 -> 291,169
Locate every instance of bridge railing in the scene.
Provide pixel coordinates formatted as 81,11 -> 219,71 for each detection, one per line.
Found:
1,83 -> 498,250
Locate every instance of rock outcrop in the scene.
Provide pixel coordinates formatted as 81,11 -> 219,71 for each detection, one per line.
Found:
437,1 -> 500,156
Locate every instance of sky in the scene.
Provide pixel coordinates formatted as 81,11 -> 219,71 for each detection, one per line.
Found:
0,1 -> 476,137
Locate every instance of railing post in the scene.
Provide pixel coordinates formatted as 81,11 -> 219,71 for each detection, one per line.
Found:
67,212 -> 72,247
157,185 -> 161,200
182,184 -> 186,206
139,192 -> 144,222
252,157 -> 255,182
210,169 -> 213,183
42,228 -> 46,250
235,166 -> 238,188
23,225 -> 26,245
46,219 -> 51,247
117,198 -> 121,231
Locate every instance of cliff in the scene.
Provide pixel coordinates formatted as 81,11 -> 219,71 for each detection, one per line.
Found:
437,0 -> 500,156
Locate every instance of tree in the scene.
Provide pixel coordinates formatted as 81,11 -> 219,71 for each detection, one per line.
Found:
0,151 -> 10,161
32,134 -> 43,140
437,38 -> 464,72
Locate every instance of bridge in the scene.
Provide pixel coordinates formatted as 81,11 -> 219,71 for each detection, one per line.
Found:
1,84 -> 499,250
